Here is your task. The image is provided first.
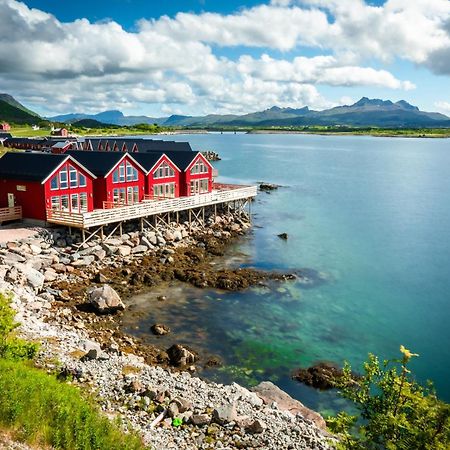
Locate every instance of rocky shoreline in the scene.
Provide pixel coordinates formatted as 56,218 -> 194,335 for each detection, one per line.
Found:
0,213 -> 334,449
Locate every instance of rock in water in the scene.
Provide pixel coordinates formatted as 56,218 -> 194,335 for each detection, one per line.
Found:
259,182 -> 279,191
167,344 -> 196,366
277,233 -> 288,240
151,323 -> 171,335
88,284 -> 125,313
252,381 -> 326,429
292,362 -> 346,390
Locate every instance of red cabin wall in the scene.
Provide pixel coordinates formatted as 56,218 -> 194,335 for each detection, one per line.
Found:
183,154 -> 213,196
43,161 -> 95,213
102,156 -> 146,207
0,180 -> 46,220
146,155 -> 180,198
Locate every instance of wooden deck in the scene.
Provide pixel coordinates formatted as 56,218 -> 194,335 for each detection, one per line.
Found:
46,184 -> 257,229
0,206 -> 22,224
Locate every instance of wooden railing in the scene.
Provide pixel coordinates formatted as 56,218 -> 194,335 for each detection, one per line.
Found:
0,206 -> 22,223
46,184 -> 257,229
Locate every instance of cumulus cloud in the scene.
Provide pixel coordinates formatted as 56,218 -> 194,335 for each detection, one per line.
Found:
0,0 -> 446,116
434,101 -> 450,115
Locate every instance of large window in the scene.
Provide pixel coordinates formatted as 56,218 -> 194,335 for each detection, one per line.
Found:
59,170 -> 68,189
190,178 -> 209,195
80,193 -> 88,212
69,166 -> 77,188
154,161 -> 174,179
153,182 -> 175,198
113,161 -> 139,183
71,194 -> 78,211
61,195 -> 69,210
50,175 -> 58,190
190,160 -> 208,175
79,173 -> 87,187
51,196 -> 59,209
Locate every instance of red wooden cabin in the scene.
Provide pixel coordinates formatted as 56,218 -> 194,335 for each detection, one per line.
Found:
67,151 -> 146,208
184,152 -> 214,196
0,153 -> 96,221
132,152 -> 181,199
51,128 -> 68,137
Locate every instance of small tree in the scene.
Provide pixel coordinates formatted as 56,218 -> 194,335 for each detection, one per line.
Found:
327,346 -> 450,449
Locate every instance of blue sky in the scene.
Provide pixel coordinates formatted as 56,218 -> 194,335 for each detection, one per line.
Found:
0,0 -> 449,117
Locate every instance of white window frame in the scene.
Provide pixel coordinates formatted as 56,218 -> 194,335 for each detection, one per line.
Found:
50,175 -> 58,191
79,173 -> 87,187
79,192 -> 88,212
59,169 -> 68,189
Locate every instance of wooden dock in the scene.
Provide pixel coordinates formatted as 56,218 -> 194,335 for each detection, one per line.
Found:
0,206 -> 22,224
46,184 -> 257,231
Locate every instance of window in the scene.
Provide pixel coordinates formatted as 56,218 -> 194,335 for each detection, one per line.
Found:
113,169 -> 119,183
61,195 -> 69,210
190,178 -> 209,195
51,196 -> 60,209
71,194 -> 79,212
69,165 -> 77,188
59,169 -> 68,189
154,162 -> 174,179
119,163 -> 125,182
50,175 -> 58,190
80,193 -> 88,212
113,188 -> 120,203
126,162 -> 133,181
119,188 -> 126,203
79,173 -> 87,187
153,182 -> 175,198
127,187 -> 133,204
133,186 -> 139,203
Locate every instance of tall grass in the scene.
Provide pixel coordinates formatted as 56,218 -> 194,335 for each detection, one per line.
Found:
0,293 -> 146,449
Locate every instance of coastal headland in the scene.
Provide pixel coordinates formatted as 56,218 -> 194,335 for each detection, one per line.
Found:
0,208 -> 333,449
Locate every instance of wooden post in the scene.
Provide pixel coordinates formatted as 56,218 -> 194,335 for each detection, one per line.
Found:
176,211 -> 179,225
119,222 -> 123,237
81,229 -> 86,243
100,226 -> 104,242
140,218 -> 144,232
202,206 -> 205,225
188,209 -> 192,231
214,203 -> 217,220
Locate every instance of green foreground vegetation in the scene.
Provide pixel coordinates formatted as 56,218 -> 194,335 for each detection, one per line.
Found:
0,293 -> 145,450
327,346 -> 450,449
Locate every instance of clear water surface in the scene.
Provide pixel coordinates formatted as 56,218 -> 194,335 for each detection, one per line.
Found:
123,133 -> 450,414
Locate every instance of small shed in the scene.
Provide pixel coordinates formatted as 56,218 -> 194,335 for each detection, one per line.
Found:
51,128 -> 69,137
0,123 -> 11,131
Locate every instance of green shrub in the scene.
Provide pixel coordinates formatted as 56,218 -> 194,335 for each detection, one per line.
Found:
0,293 -> 38,360
327,346 -> 450,449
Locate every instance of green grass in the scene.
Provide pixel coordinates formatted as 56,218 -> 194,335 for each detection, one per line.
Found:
0,360 -> 145,449
0,293 -> 146,449
9,125 -> 50,137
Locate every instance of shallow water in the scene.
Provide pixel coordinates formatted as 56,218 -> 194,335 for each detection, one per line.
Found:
123,133 -> 450,414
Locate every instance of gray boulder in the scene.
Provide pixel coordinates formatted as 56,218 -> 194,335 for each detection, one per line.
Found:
88,284 -> 125,313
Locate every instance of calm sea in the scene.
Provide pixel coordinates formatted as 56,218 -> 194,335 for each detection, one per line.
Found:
123,133 -> 450,414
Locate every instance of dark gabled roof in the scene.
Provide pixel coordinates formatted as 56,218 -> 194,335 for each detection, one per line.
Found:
138,140 -> 193,153
4,137 -> 47,146
139,150 -> 199,171
0,132 -> 12,139
0,152 -> 69,182
132,152 -> 171,172
51,141 -> 71,149
66,150 -> 129,176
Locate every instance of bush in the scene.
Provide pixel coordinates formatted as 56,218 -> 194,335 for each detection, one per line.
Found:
0,293 -> 38,360
327,346 -> 450,449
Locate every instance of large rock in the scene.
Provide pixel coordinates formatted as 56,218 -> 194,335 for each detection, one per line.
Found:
252,381 -> 326,429
18,265 -> 45,291
88,284 -> 125,313
167,344 -> 195,366
212,403 -> 238,424
117,245 -> 131,257
151,323 -> 171,335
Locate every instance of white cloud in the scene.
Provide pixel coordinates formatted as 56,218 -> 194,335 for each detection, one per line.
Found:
434,101 -> 450,115
0,0 -> 447,116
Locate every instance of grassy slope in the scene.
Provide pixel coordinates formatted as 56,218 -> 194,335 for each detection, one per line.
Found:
0,101 -> 40,125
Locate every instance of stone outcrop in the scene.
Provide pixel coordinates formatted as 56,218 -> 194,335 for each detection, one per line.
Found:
88,285 -> 125,314
252,381 -> 326,430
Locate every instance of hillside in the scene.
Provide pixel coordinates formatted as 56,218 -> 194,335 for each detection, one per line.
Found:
0,94 -> 41,124
49,98 -> 450,129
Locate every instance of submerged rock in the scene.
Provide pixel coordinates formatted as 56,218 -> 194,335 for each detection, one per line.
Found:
151,323 -> 171,336
88,284 -> 125,314
167,344 -> 196,366
277,233 -> 288,240
292,362 -> 347,390
259,182 -> 279,191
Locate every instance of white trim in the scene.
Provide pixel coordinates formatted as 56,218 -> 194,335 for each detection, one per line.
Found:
185,152 -> 214,173
104,153 -> 130,178
41,155 -> 97,184
147,154 -> 181,175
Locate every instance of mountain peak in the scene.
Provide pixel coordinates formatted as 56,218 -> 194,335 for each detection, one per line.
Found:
353,97 -> 394,107
395,100 -> 419,111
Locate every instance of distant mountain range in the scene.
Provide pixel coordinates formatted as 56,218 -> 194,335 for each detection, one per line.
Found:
0,93 -> 40,124
1,93 -> 449,128
49,98 -> 450,128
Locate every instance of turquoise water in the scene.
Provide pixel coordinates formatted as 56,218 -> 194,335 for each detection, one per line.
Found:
124,133 -> 450,413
